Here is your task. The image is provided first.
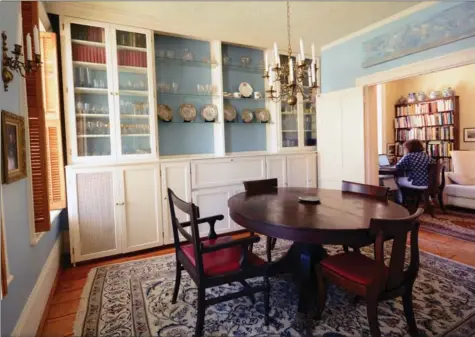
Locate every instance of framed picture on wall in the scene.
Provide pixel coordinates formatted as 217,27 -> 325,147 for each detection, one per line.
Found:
464,128 -> 475,142
1,110 -> 27,184
387,143 -> 396,156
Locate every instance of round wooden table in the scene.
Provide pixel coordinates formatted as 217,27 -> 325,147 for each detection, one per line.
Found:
228,187 -> 409,314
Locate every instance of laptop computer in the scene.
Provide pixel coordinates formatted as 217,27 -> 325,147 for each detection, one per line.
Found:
378,154 -> 396,168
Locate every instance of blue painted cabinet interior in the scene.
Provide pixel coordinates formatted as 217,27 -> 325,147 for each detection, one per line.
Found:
155,34 -> 215,155
222,43 -> 267,153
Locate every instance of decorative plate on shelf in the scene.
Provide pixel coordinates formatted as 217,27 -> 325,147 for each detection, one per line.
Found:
255,108 -> 270,123
179,104 -> 197,122
239,82 -> 253,98
224,104 -> 237,122
201,104 -> 218,122
242,109 -> 254,123
157,104 -> 173,122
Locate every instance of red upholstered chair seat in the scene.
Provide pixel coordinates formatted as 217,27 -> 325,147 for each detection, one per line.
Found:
182,236 -> 265,276
320,252 -> 388,285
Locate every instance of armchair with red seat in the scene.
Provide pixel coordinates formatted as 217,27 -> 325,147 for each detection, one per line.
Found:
167,188 -> 271,337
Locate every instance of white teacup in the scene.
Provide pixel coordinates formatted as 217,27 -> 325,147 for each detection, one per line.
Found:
233,92 -> 241,98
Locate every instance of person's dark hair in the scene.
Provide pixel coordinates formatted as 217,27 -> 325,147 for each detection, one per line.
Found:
404,139 -> 424,153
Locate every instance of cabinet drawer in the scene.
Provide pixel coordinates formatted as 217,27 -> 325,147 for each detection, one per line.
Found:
191,157 -> 266,189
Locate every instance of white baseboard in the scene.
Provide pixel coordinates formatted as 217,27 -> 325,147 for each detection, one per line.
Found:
11,237 -> 61,337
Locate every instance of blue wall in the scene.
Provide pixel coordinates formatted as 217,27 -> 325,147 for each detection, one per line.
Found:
321,2 -> 475,93
0,3 -> 62,335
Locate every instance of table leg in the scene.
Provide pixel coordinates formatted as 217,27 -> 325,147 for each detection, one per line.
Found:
295,244 -> 327,314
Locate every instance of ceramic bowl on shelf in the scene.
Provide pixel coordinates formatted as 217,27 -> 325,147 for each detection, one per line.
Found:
255,108 -> 270,123
201,104 -> 218,122
443,87 -> 455,97
179,104 -> 197,122
429,90 -> 442,99
240,56 -> 251,67
182,48 -> 193,61
224,104 -> 237,122
417,92 -> 426,101
396,96 -> 407,105
407,93 -> 416,103
157,104 -> 173,122
242,109 -> 254,123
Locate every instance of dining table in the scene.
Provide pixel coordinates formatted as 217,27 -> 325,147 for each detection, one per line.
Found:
228,187 -> 409,315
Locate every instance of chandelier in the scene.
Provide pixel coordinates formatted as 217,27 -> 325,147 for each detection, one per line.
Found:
263,0 -> 319,106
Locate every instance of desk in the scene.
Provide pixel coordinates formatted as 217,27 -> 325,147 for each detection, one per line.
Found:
228,188 -> 409,314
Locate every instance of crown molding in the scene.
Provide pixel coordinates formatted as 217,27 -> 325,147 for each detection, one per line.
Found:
321,2 -> 438,51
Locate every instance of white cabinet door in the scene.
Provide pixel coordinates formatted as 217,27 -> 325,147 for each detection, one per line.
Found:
67,167 -> 121,263
287,154 -> 317,188
119,165 -> 162,253
192,187 -> 235,236
192,156 -> 266,189
266,156 -> 287,187
160,161 -> 192,244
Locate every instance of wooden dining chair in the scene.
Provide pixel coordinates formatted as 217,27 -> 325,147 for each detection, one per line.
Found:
342,180 -> 389,200
167,188 -> 270,337
315,208 -> 424,337
243,178 -> 278,261
399,163 -> 445,216
341,181 -> 390,253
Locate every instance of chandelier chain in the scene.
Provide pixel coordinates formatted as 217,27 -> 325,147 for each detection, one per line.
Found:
286,0 -> 292,57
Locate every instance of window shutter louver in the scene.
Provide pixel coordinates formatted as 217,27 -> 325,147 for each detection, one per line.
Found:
41,32 -> 66,210
22,2 -> 50,232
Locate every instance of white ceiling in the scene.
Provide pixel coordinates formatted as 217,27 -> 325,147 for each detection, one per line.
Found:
48,1 -> 419,54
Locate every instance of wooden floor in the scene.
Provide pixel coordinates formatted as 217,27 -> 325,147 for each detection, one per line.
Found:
39,230 -> 475,337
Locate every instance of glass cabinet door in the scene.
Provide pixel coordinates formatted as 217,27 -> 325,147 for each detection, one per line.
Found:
303,93 -> 317,147
70,23 -> 113,158
281,101 -> 299,148
114,29 -> 153,156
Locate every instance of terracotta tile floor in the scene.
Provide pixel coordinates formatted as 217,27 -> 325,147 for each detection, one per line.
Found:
39,231 -> 475,337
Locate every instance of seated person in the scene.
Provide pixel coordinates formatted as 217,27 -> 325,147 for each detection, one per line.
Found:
395,139 -> 431,201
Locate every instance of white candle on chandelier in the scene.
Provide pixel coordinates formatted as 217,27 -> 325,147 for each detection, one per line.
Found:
33,25 -> 40,55
268,66 -> 273,87
308,67 -> 312,87
26,33 -> 33,61
274,43 -> 280,66
299,38 -> 305,61
311,43 -> 316,63
316,57 -> 320,86
289,58 -> 294,83
296,54 -> 300,65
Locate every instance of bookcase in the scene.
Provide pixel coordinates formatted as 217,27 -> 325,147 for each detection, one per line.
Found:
394,96 -> 459,169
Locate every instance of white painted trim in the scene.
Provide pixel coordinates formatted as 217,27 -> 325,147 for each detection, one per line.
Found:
11,238 -> 61,337
321,2 -> 438,51
356,47 -> 475,87
38,2 -> 52,32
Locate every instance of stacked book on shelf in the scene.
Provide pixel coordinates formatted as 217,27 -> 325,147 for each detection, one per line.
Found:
395,111 -> 454,129
72,44 -> 106,64
426,126 -> 454,141
427,141 -> 454,157
396,98 -> 455,116
396,128 -> 426,142
117,50 -> 147,68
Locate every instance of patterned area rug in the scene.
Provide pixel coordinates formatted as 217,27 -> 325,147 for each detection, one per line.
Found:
420,208 -> 475,242
75,240 -> 475,337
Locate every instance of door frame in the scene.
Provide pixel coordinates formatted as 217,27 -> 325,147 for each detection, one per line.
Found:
356,47 -> 475,184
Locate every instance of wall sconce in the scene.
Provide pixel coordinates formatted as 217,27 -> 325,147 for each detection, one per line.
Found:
2,27 -> 42,92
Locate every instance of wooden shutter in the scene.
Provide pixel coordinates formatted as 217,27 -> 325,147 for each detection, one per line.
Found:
22,2 -> 50,231
41,32 -> 66,210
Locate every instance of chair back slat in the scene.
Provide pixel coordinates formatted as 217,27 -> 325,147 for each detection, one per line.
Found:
243,178 -> 278,194
427,162 -> 444,194
167,188 -> 204,273
370,208 -> 423,290
342,180 -> 389,199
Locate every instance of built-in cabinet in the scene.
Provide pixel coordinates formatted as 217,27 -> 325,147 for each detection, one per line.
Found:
60,17 -> 319,263
67,163 -> 162,262
67,153 -> 317,262
62,17 -> 157,164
